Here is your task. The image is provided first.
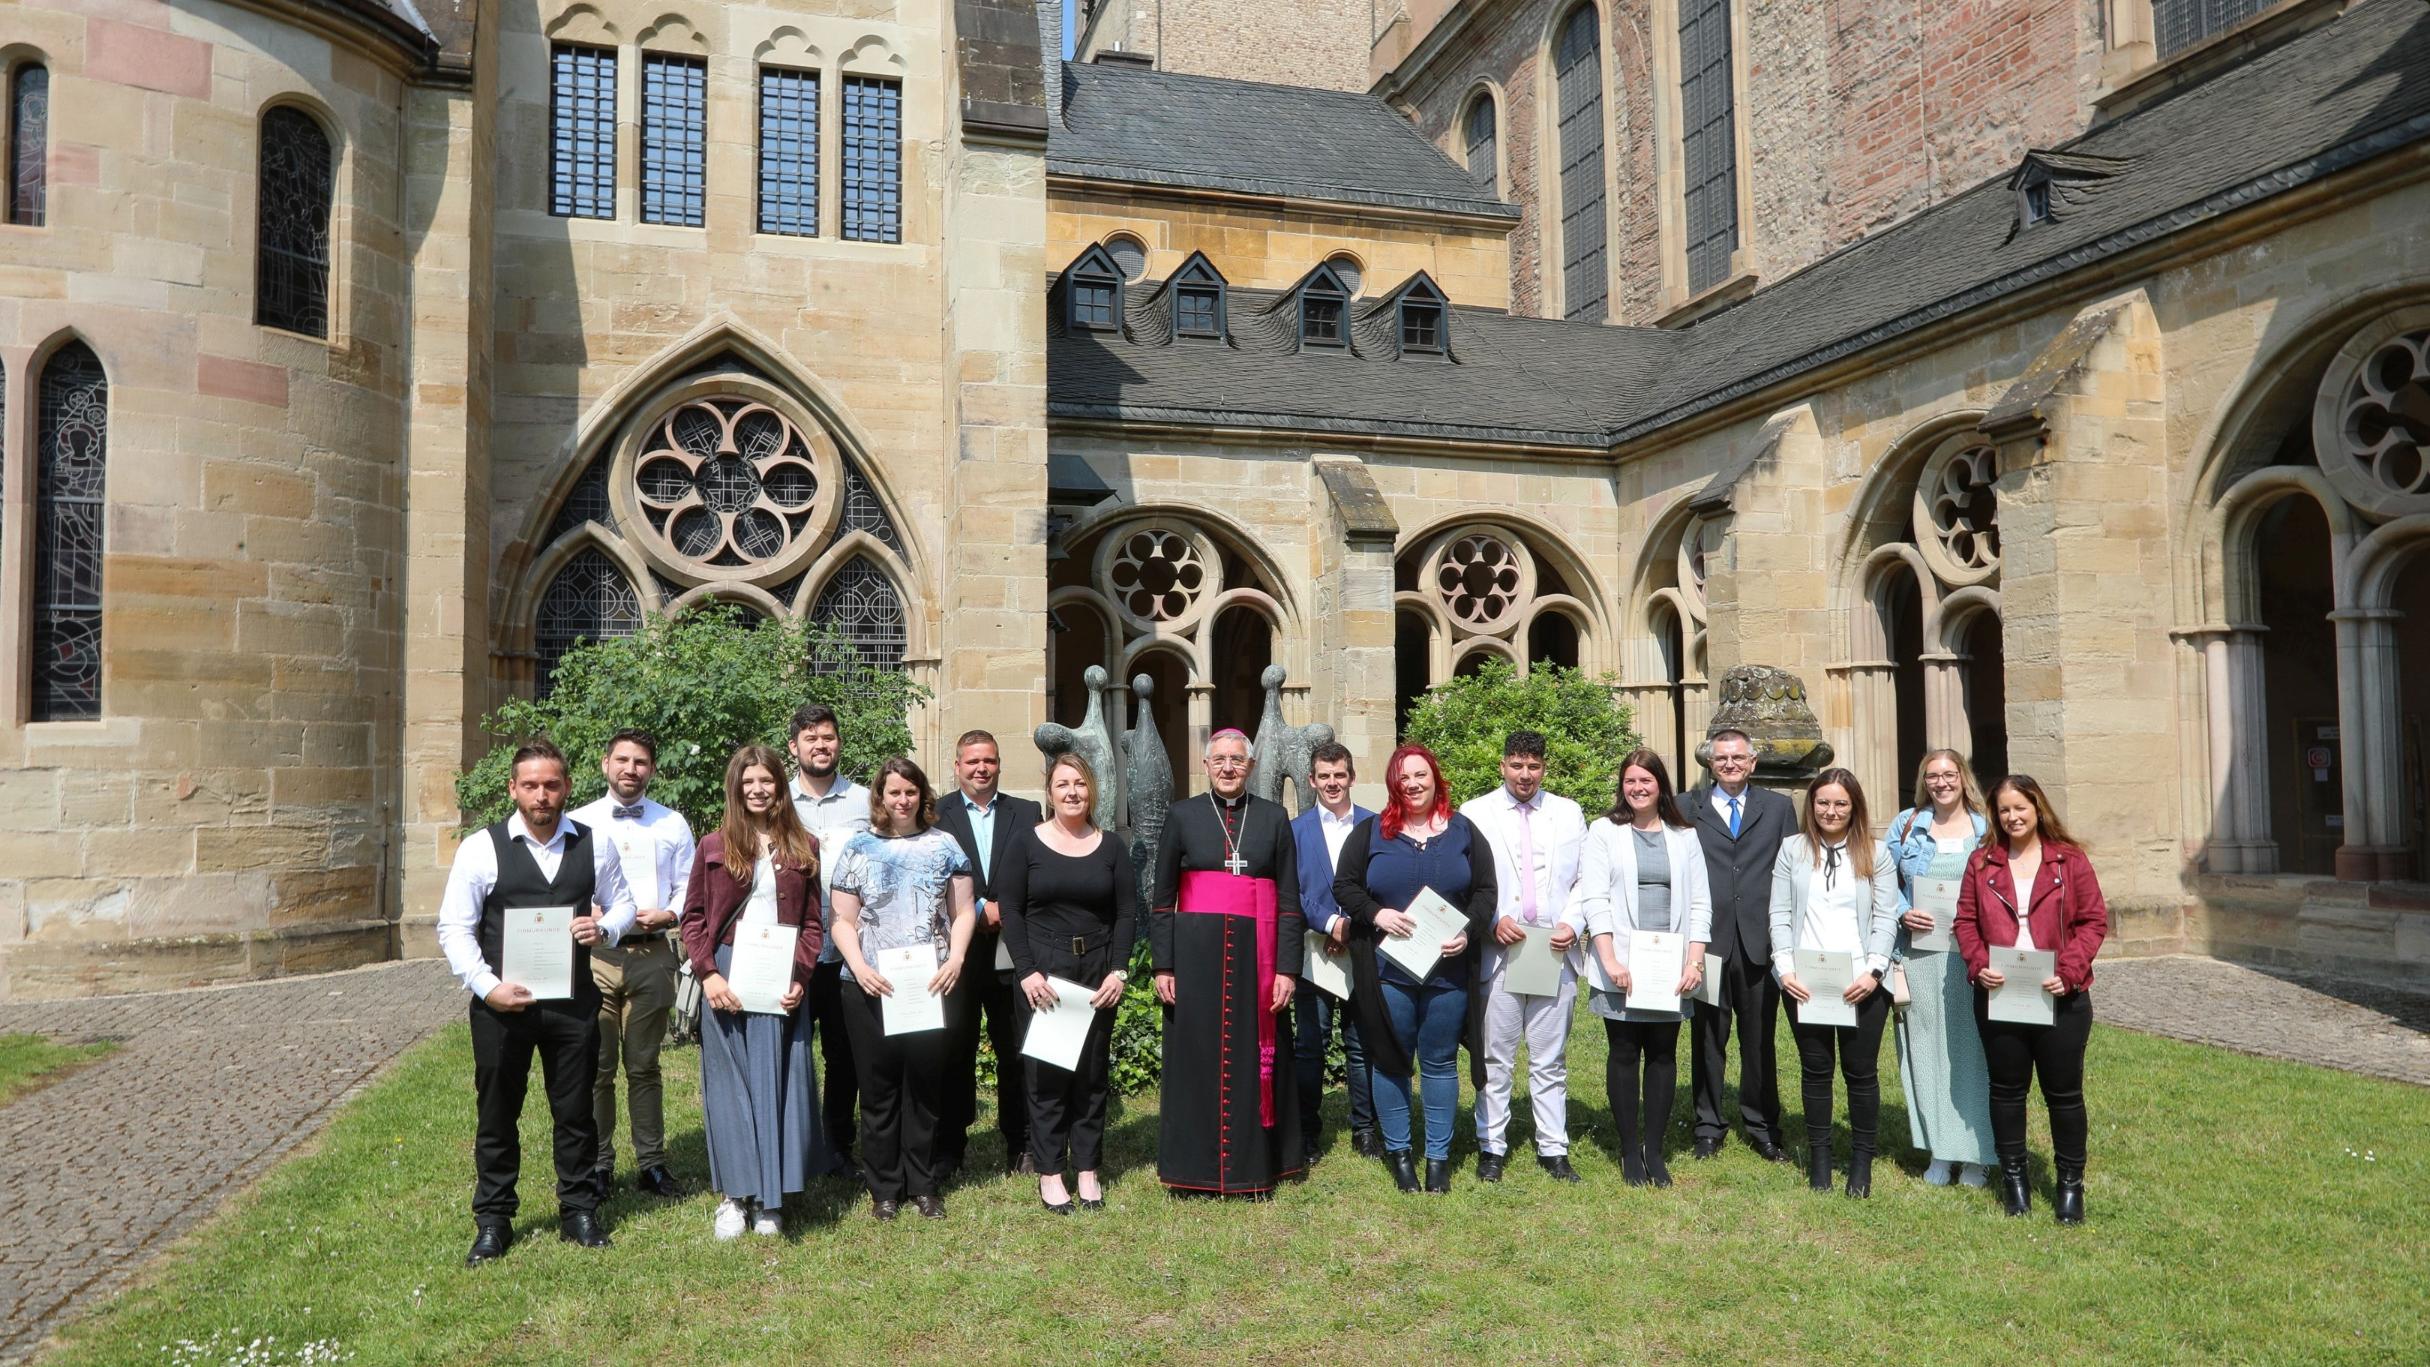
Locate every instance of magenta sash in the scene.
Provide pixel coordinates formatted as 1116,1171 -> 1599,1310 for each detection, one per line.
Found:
1177,868 -> 1281,1128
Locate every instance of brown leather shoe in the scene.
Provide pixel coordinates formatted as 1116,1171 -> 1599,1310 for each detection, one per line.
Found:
911,1193 -> 946,1220
870,1197 -> 900,1222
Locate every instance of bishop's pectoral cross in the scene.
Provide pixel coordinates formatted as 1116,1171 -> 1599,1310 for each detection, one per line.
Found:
1223,850 -> 1249,876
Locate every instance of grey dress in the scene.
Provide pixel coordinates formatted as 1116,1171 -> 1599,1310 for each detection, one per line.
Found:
1887,810 -> 1997,1166
1588,827 -> 1687,1024
699,856 -> 825,1205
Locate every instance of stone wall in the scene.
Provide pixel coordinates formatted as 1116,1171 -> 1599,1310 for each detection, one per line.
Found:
1075,0 -> 1376,94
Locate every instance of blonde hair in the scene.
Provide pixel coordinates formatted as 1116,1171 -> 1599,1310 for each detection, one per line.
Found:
1909,748 -> 1984,819
1045,751 -> 1098,827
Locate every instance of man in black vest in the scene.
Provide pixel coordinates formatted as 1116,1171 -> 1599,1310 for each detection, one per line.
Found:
437,740 -> 638,1266
1687,727 -> 1797,1162
933,729 -> 1044,1174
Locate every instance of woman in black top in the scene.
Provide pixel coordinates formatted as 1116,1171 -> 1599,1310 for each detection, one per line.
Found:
997,752 -> 1139,1213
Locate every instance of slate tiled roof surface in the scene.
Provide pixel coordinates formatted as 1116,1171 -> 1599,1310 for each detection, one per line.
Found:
1048,0 -> 2430,448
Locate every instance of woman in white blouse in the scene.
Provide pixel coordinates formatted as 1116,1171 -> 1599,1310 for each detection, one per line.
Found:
1768,767 -> 1901,1198
1576,749 -> 1711,1188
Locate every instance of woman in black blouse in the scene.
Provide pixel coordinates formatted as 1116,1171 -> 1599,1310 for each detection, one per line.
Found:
997,751 -> 1138,1213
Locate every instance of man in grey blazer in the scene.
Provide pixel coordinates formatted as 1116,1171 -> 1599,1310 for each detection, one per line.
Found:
1687,728 -> 1797,1161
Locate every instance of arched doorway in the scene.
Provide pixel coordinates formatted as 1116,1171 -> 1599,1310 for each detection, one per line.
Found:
2256,496 -> 2341,875
1209,602 -> 1275,733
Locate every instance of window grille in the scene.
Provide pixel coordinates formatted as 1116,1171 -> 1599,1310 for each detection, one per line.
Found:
1400,301 -> 1444,354
257,107 -> 333,336
842,76 -> 902,243
8,63 -> 45,226
2152,0 -> 2274,59
33,342 -> 106,721
1070,276 -> 1118,330
550,44 -> 617,219
1678,0 -> 1739,294
641,54 -> 707,227
758,67 -> 819,236
1177,284 -> 1221,337
1301,293 -> 1345,347
1463,95 -> 1497,200
535,548 -> 643,696
1554,6 -> 1608,322
811,558 -> 907,673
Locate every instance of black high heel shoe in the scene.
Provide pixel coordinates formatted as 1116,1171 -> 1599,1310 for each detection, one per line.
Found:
1844,1152 -> 1873,1199
1386,1149 -> 1419,1193
1423,1158 -> 1452,1194
2053,1161 -> 2085,1225
1039,1180 -> 1074,1215
2000,1156 -> 2033,1217
1807,1142 -> 1834,1193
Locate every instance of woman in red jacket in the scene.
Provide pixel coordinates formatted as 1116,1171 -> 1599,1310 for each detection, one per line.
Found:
1953,774 -> 2108,1225
682,744 -> 825,1240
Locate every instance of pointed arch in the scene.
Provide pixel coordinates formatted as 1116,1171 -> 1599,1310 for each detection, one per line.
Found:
30,337 -> 106,721
806,551 -> 911,674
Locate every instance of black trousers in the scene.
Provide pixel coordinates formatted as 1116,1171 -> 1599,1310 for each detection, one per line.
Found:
1023,1001 -> 1118,1174
469,997 -> 599,1222
1789,988 -> 1890,1157
1605,1017 -> 1681,1161
838,981 -> 949,1202
1691,947 -> 1785,1144
810,958 -> 859,1163
1978,987 -> 2093,1169
943,946 -> 1028,1166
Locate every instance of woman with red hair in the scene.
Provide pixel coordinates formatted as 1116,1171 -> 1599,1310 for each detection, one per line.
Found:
1332,744 -> 1499,1193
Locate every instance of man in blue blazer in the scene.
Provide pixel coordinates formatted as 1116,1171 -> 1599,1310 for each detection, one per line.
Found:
1687,727 -> 1798,1162
1290,741 -> 1376,1163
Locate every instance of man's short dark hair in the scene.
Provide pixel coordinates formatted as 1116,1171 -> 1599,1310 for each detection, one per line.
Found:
1503,730 -> 1548,760
605,728 -> 657,762
790,703 -> 840,740
511,739 -> 569,778
1310,741 -> 1354,775
1709,727 -> 1754,752
955,729 -> 998,753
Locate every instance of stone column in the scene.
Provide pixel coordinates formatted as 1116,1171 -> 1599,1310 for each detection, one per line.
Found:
1831,660 -> 1898,814
2333,606 -> 2408,881
1922,650 -> 1968,756
1313,458 -> 1398,808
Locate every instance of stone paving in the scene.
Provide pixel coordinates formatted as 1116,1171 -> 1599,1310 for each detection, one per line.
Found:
0,953 -> 2420,1363
0,959 -> 461,1365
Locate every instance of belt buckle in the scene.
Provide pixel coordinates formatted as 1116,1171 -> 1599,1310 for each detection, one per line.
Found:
1071,935 -> 1087,955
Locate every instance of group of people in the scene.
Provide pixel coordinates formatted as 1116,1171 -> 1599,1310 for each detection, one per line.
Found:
435,709 -> 2110,1267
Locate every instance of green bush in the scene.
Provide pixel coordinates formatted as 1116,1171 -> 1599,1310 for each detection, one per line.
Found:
1399,657 -> 1640,810
454,606 -> 924,835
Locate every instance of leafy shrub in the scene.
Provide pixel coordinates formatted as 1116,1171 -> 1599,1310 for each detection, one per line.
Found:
1399,657 -> 1641,809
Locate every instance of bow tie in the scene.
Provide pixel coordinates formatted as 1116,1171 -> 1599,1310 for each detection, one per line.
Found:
611,803 -> 646,821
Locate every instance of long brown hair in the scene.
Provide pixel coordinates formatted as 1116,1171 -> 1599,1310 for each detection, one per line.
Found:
1605,748 -> 1690,828
1986,773 -> 2082,854
1908,747 -> 1985,820
868,756 -> 938,836
719,744 -> 819,883
1799,766 -> 1876,879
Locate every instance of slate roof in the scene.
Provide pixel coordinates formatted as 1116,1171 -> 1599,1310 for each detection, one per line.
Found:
1048,59 -> 1518,221
1048,0 -> 2430,449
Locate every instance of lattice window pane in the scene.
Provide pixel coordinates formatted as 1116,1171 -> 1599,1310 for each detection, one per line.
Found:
1177,285 -> 1220,337
641,53 -> 707,227
758,66 -> 820,236
1071,277 -> 1117,329
535,547 -> 643,696
842,76 -> 902,244
1463,95 -> 1497,200
2152,0 -> 2275,59
1302,294 -> 1344,345
1401,302 -> 1443,353
9,63 -> 45,227
1555,6 -> 1607,323
34,343 -> 106,721
811,558 -> 906,673
550,44 -> 617,219
1679,0 -> 1739,295
841,457 -> 904,553
257,107 -> 333,337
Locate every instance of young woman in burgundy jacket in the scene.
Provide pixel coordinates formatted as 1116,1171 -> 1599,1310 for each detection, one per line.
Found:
1952,773 -> 2109,1225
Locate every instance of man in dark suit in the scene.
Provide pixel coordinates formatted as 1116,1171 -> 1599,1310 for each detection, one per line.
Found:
934,729 -> 1044,1174
1687,727 -> 1797,1162
1288,741 -> 1376,1163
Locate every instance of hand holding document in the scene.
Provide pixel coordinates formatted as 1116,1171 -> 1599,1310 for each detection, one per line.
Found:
1378,887 -> 1469,983
878,944 -> 947,1034
1302,930 -> 1351,1000
1501,926 -> 1564,997
1986,947 -> 2057,1025
1793,948 -> 1857,1028
1625,931 -> 1685,1014
1692,952 -> 1725,1008
1020,975 -> 1100,1071
1908,876 -> 1961,952
502,904 -> 577,1000
728,922 -> 799,1015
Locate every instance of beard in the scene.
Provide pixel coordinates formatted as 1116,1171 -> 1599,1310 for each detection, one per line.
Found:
803,754 -> 838,779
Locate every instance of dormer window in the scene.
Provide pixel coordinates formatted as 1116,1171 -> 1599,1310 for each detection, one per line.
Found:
1295,261 -> 1353,350
2006,150 -> 2128,235
1383,271 -> 1451,358
1168,253 -> 1228,340
2022,179 -> 2052,225
1064,244 -> 1126,333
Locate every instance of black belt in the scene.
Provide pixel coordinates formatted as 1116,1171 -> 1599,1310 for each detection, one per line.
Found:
1063,930 -> 1109,956
614,931 -> 670,952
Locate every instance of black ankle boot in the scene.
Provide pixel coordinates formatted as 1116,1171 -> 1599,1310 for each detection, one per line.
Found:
2000,1156 -> 2032,1217
1845,1152 -> 1872,1199
1807,1141 -> 1833,1193
1424,1158 -> 1452,1194
1386,1149 -> 1418,1194
2053,1161 -> 2085,1225
1621,1143 -> 1650,1187
1646,1150 -> 1673,1188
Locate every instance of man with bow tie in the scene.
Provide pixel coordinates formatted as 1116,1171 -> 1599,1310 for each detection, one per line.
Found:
570,729 -> 696,1199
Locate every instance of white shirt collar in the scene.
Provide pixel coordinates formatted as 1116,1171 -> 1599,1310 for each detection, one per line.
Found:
510,812 -> 573,851
1317,803 -> 1358,827
961,789 -> 998,814
1502,786 -> 1540,812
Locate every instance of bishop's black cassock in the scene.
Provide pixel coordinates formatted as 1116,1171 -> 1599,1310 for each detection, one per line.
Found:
1150,790 -> 1305,1194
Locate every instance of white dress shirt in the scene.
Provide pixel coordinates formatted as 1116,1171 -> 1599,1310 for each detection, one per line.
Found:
567,793 -> 696,915
1710,784 -> 1751,829
437,813 -> 638,1001
1459,785 -> 1587,933
1318,803 -> 1359,867
1779,844 -> 1889,978
792,774 -> 871,962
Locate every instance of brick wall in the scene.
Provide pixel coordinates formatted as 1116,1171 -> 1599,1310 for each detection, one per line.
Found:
1077,0 -> 1376,94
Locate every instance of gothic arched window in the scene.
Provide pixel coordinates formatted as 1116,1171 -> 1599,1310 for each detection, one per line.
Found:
810,557 -> 906,672
33,342 -> 107,721
535,547 -> 643,696
7,62 -> 44,226
1678,0 -> 1740,294
1463,93 -> 1498,200
257,106 -> 333,336
1554,5 -> 1607,322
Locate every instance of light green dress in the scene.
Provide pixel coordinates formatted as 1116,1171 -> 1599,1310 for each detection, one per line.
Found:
1890,823 -> 1998,1167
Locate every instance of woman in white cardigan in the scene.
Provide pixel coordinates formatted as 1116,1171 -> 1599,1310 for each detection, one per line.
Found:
1577,750 -> 1711,1188
1768,767 -> 1902,1198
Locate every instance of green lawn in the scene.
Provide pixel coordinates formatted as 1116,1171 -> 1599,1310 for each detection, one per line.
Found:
0,1032 -> 115,1107
42,1008 -> 2427,1366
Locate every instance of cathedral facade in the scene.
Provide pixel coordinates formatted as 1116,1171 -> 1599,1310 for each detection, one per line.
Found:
0,0 -> 2425,999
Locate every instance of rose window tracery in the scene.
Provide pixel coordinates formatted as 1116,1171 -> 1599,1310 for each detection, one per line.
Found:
2335,329 -> 2430,499
1432,531 -> 1530,631
1098,524 -> 1219,632
1912,435 -> 2003,588
633,398 -> 820,567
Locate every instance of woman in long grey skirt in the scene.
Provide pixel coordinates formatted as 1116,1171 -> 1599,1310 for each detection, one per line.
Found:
1884,749 -> 1999,1188
681,744 -> 825,1238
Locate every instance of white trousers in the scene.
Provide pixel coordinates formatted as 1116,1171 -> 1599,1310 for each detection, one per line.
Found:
1472,961 -> 1576,1157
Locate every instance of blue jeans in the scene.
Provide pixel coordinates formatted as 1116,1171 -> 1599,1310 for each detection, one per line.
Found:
1374,978 -> 1466,1160
1293,984 -> 1372,1146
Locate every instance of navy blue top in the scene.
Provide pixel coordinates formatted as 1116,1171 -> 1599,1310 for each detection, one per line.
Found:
1360,819 -> 1481,990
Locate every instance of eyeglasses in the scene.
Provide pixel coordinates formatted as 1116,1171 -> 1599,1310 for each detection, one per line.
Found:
1712,753 -> 1753,766
1208,757 -> 1249,769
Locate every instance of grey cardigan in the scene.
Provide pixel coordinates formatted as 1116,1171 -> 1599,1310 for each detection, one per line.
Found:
1766,834 -> 1902,981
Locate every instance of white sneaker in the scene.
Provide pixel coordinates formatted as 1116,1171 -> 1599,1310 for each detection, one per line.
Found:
713,1198 -> 750,1241
751,1205 -> 783,1236
1923,1159 -> 1954,1186
1957,1163 -> 1990,1188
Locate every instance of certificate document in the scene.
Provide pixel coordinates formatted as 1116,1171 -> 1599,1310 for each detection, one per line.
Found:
1378,887 -> 1469,982
613,835 -> 662,911
501,904 -> 576,1000
1909,876 -> 1961,953
1692,952 -> 1725,1008
1793,948 -> 1857,1028
1625,931 -> 1685,1015
1302,930 -> 1352,1000
994,934 -> 1015,973
878,944 -> 948,1035
1501,926 -> 1564,997
728,923 -> 798,1015
1987,947 -> 2057,1025
1020,975 -> 1099,1072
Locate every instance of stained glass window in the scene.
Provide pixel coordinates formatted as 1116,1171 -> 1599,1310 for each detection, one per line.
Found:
810,557 -> 906,673
33,342 -> 106,721
8,63 -> 44,227
641,53 -> 707,227
2152,0 -> 2274,59
550,44 -> 616,219
1679,0 -> 1740,295
535,547 -> 642,696
758,66 -> 819,236
257,107 -> 333,336
1555,5 -> 1607,323
842,76 -> 902,244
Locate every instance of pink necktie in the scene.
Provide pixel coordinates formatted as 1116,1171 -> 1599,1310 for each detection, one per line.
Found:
1518,800 -> 1537,925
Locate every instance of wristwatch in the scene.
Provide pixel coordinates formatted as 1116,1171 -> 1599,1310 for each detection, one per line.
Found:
1869,967 -> 1887,983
